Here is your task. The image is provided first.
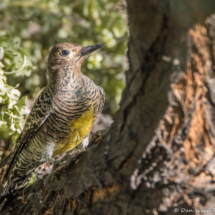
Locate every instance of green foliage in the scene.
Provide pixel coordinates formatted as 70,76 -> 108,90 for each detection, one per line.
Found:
0,41 -> 32,142
25,173 -> 37,188
0,31 -> 36,77
0,0 -> 128,113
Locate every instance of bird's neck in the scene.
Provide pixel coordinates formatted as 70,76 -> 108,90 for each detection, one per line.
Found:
47,68 -> 86,94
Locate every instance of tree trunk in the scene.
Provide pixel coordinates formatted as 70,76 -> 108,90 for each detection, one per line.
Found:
2,1 -> 215,214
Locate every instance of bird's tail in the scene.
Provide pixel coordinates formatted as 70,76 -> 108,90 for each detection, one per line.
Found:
1,173 -> 32,197
0,178 -> 28,212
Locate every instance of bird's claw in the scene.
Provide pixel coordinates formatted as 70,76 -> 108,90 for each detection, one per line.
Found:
52,160 -> 60,171
44,159 -> 60,188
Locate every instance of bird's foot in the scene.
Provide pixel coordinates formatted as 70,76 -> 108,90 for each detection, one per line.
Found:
44,154 -> 71,188
44,159 -> 60,188
52,159 -> 61,171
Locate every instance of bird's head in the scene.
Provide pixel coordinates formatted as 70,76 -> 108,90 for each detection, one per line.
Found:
47,42 -> 103,80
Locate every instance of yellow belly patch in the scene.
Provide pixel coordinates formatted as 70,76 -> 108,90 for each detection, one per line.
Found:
53,106 -> 95,156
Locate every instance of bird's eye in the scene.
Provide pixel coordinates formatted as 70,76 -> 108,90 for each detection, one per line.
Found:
61,50 -> 70,56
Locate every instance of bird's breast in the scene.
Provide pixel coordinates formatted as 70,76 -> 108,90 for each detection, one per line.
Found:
53,105 -> 95,156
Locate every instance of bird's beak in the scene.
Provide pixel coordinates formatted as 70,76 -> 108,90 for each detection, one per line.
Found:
81,44 -> 104,57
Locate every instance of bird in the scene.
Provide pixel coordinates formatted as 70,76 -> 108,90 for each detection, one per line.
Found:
0,42 -> 105,194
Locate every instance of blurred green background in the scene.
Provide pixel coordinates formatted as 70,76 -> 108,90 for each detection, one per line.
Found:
0,0 -> 128,149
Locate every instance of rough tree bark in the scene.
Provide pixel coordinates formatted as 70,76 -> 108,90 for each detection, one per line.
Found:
2,1 -> 215,214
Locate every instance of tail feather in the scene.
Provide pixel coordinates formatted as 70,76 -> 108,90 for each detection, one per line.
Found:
2,174 -> 32,197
